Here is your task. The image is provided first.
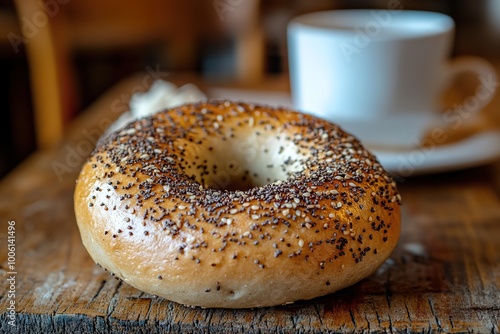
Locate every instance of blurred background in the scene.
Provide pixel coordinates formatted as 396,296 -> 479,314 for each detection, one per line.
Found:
1,0 -> 499,178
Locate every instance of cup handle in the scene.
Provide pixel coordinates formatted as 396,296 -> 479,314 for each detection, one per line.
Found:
441,56 -> 497,116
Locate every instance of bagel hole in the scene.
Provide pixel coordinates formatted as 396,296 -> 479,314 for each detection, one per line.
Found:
180,133 -> 309,192
200,159 -> 271,192
187,157 -> 285,192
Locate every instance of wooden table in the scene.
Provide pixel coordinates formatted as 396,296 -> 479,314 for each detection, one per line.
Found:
0,74 -> 499,333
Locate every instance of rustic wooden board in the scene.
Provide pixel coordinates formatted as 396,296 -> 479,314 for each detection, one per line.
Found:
1,75 -> 499,333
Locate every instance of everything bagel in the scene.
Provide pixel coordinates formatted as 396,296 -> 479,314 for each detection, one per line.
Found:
74,101 -> 401,308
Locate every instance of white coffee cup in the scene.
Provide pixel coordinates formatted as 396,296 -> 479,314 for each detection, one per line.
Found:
288,10 -> 497,148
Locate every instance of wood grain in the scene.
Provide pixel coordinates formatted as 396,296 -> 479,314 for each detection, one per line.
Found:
0,74 -> 499,333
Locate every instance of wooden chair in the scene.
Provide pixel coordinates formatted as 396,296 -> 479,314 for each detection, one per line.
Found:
13,0 -> 75,149
13,0 -> 202,149
14,0 -> 265,149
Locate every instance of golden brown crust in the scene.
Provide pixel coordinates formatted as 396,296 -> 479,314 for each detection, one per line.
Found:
74,101 -> 401,308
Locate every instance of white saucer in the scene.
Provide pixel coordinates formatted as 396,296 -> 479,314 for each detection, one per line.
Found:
209,88 -> 500,176
369,131 -> 500,176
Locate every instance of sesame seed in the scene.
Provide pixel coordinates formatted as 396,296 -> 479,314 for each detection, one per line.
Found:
229,209 -> 238,214
251,205 -> 260,211
251,214 -> 260,220
298,239 -> 304,247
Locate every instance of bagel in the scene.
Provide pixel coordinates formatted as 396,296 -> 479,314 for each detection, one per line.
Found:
74,100 -> 401,308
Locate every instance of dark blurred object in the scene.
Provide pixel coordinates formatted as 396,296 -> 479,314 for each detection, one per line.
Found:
451,0 -> 500,57
204,0 -> 264,83
0,2 -> 35,178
